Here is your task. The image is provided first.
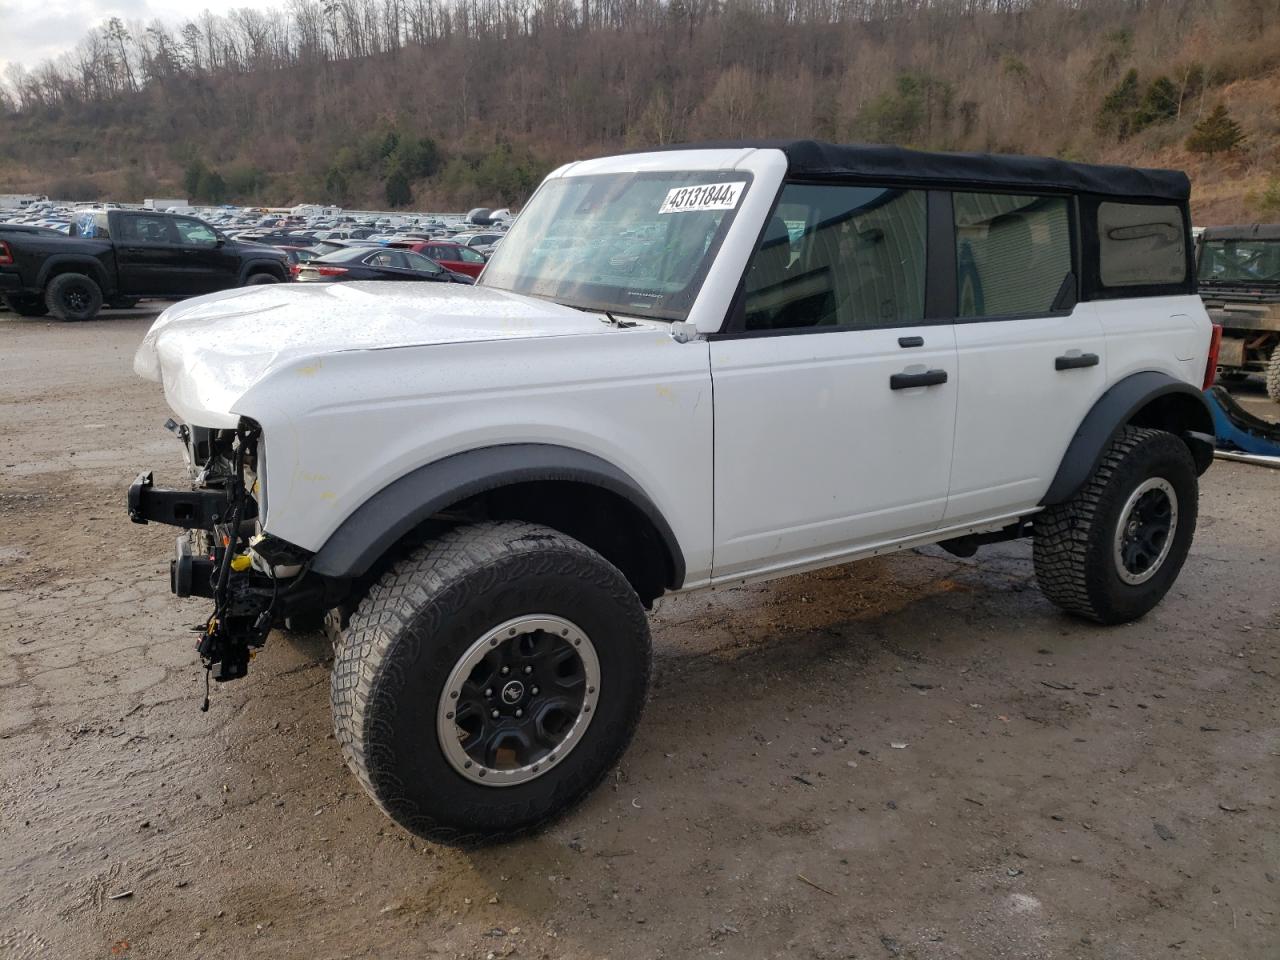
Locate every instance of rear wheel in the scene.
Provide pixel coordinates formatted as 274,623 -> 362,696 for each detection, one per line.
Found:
45,273 -> 103,322
244,273 -> 279,286
331,521 -> 651,844
1266,343 -> 1280,403
1034,426 -> 1197,625
3,295 -> 48,317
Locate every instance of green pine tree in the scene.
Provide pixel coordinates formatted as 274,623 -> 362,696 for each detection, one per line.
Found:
1186,104 -> 1247,155
384,170 -> 411,208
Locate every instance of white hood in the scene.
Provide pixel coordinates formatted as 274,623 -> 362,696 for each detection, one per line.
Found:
135,282 -> 612,427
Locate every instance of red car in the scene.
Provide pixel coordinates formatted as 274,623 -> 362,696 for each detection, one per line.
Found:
389,240 -> 487,278
279,245 -> 319,279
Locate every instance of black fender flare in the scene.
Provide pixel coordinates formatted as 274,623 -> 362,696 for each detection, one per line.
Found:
309,443 -> 687,586
237,258 -> 287,284
36,255 -> 112,295
1041,371 -> 1214,506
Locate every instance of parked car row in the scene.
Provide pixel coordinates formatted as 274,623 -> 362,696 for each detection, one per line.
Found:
1,201 -> 511,319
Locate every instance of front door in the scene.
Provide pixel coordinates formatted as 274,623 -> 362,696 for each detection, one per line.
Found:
710,183 -> 958,581
172,217 -> 242,293
114,213 -> 183,295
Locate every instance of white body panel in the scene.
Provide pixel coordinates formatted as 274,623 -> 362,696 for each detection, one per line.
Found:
710,325 -> 957,580
135,147 -> 1214,595
946,304 -> 1109,523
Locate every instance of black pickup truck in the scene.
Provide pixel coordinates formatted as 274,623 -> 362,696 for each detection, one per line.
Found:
0,210 -> 290,321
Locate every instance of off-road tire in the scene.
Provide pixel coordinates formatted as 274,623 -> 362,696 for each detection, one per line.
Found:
45,273 -> 103,322
244,272 -> 279,285
1266,343 -> 1280,403
3,295 -> 49,317
1034,426 -> 1197,625
331,521 -> 651,844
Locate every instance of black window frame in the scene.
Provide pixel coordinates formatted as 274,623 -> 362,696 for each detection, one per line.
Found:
1079,194 -> 1195,300
946,188 -> 1081,324
172,216 -> 219,247
714,178 -> 941,340
711,175 -> 1200,338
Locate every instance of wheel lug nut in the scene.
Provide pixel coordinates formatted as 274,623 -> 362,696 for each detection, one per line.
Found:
515,708 -> 523,718
500,666 -> 510,675
485,688 -> 493,697
531,686 -> 539,695
490,709 -> 499,719
523,665 -> 532,675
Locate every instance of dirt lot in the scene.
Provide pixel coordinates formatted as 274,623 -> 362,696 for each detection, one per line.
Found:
1,310 -> 1277,960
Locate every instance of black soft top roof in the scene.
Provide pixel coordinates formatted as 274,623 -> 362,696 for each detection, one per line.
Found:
661,140 -> 1190,202
1201,224 -> 1280,241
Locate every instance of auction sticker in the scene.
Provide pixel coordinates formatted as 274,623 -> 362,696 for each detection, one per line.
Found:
659,181 -> 746,215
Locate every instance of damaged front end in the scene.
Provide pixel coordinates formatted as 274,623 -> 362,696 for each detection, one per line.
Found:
128,418 -> 334,694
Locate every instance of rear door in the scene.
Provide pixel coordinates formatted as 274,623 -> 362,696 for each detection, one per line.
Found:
945,191 -> 1108,524
710,183 -> 958,581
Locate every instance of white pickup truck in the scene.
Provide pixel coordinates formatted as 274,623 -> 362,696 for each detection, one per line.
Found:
129,141 -> 1218,843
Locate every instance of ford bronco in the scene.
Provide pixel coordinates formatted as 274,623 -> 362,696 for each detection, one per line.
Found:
128,141 -> 1218,842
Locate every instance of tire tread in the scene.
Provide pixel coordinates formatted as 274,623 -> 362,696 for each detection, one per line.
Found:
331,521 -> 649,845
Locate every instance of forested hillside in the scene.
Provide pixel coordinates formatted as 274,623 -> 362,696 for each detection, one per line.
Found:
2,0 -> 1278,219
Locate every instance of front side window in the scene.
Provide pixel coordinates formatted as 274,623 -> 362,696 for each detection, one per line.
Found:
1097,202 -> 1186,288
954,193 -> 1072,317
481,171 -> 750,321
741,183 -> 927,331
458,247 -> 485,263
174,218 -> 217,245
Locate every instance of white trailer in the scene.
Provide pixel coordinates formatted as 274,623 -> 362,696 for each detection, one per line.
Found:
0,194 -> 48,210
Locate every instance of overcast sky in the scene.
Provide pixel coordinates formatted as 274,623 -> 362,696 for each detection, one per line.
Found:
0,0 -> 283,77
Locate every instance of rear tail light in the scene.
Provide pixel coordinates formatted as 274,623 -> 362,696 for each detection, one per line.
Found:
1203,323 -> 1223,390
0,241 -> 11,265
288,263 -> 301,277
315,266 -> 349,277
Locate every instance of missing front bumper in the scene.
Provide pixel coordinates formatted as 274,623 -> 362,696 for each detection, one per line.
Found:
128,470 -> 256,529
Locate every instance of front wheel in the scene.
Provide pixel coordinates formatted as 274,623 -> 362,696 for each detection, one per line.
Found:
331,521 -> 651,844
1034,426 -> 1197,625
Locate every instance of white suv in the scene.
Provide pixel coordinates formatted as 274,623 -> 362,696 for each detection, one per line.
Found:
129,141 -> 1218,842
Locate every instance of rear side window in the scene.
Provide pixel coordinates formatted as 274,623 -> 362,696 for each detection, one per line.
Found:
953,193 -> 1072,317
1096,202 -> 1186,287
741,183 -> 927,331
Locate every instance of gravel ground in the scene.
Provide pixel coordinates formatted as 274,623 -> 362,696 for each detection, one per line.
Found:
1,309 -> 1277,960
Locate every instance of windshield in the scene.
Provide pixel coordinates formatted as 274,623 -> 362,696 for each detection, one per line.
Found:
1199,239 -> 1280,284
480,171 -> 751,320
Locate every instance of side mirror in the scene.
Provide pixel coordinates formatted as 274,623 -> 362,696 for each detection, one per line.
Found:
214,236 -> 226,247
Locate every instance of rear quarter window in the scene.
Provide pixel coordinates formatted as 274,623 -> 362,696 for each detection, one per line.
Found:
1096,202 -> 1187,288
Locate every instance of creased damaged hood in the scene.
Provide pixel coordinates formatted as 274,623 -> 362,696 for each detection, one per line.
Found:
135,282 -> 611,427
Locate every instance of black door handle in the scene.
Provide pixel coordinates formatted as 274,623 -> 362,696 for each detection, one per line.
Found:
890,369 -> 948,390
1055,352 -> 1100,371
898,335 -> 924,348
